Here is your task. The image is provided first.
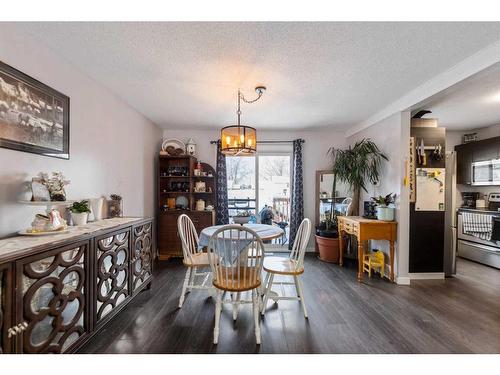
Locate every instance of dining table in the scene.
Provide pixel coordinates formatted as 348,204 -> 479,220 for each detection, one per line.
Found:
199,223 -> 284,299
198,223 -> 284,249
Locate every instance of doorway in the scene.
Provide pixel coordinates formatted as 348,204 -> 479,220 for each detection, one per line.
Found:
226,153 -> 292,247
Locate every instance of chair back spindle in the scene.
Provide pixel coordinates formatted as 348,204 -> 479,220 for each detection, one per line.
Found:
208,225 -> 264,291
178,214 -> 200,263
289,218 -> 311,271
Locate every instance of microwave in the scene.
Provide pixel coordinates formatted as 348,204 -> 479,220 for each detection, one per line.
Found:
471,159 -> 500,185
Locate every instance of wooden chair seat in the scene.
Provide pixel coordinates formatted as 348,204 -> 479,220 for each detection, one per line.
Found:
182,252 -> 210,267
263,257 -> 304,275
212,266 -> 261,292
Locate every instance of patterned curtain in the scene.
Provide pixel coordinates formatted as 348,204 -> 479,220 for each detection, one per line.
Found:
289,139 -> 304,250
215,140 -> 229,225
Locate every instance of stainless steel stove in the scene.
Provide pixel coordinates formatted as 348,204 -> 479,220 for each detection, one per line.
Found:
488,192 -> 500,212
457,194 -> 500,269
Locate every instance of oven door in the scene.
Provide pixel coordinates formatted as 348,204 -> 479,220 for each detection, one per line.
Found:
457,213 -> 500,247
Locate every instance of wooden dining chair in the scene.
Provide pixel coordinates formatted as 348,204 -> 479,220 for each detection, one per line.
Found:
177,214 -> 212,308
207,225 -> 265,345
261,218 -> 311,318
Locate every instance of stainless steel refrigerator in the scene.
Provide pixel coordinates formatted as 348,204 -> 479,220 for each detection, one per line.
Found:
443,150 -> 457,276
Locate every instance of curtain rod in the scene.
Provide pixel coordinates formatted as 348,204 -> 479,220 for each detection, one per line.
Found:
209,139 -> 304,145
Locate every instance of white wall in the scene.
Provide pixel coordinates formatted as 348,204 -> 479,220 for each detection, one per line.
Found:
0,24 -> 162,237
163,128 -> 348,249
346,112 -> 411,283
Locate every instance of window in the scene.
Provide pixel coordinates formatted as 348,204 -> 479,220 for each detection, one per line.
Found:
226,152 -> 291,247
226,156 -> 256,218
258,155 -> 291,223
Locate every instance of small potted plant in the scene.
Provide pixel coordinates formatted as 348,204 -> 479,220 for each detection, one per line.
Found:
371,193 -> 396,221
70,200 -> 91,226
233,210 -> 251,224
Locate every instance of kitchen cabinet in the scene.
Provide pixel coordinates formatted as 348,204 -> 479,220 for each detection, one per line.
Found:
455,142 -> 474,185
455,136 -> 500,185
0,217 -> 154,354
471,137 -> 499,162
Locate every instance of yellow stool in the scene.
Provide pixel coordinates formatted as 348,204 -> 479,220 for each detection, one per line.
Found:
363,250 -> 385,278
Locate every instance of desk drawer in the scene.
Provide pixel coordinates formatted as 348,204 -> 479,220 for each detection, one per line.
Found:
352,221 -> 360,234
343,221 -> 353,233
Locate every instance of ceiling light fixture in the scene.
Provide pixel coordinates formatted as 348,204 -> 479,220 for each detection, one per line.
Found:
220,86 -> 266,156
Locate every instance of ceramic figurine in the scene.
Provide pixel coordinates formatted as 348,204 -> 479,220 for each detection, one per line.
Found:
186,138 -> 197,156
29,209 -> 67,233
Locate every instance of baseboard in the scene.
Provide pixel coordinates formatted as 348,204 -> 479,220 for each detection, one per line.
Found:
408,272 -> 445,280
396,276 -> 411,285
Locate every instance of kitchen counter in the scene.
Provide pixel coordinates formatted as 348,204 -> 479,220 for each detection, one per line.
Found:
457,207 -> 500,214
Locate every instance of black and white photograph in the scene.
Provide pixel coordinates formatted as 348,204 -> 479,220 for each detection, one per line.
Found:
0,60 -> 69,159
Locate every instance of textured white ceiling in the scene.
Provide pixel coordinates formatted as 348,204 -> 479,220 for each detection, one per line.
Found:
16,22 -> 500,130
415,61 -> 500,131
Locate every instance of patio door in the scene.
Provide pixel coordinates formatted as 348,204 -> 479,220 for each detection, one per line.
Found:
257,154 -> 291,245
226,153 -> 291,247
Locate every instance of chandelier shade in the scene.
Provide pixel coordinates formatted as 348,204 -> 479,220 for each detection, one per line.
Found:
220,125 -> 257,156
220,86 -> 265,156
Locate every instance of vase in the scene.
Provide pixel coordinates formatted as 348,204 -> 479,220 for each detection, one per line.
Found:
90,197 -> 104,221
108,199 -> 123,218
71,212 -> 88,226
376,206 -> 395,221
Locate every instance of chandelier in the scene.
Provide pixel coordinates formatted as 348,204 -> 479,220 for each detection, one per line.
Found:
220,86 -> 266,156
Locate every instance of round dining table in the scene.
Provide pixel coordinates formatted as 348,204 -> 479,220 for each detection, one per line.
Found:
198,223 -> 284,249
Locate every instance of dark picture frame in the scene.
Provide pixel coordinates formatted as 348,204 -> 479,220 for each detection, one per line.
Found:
0,60 -> 70,159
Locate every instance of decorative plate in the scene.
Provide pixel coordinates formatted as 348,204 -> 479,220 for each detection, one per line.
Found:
175,195 -> 189,209
161,138 -> 186,155
18,228 -> 70,236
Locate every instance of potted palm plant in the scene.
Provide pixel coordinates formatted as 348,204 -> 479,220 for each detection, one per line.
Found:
70,200 -> 91,226
316,139 -> 388,263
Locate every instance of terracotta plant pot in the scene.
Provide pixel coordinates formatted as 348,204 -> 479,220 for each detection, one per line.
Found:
315,235 -> 340,263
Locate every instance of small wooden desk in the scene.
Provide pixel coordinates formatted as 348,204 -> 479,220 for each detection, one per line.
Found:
338,216 -> 397,282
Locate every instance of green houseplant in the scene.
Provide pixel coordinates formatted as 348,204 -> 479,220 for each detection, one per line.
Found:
316,139 -> 388,263
69,200 -> 91,226
371,193 -> 396,221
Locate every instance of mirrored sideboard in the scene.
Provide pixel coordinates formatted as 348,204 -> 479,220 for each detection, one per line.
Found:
0,217 -> 154,354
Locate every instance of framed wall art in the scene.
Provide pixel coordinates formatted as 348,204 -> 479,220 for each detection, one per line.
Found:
0,60 -> 70,159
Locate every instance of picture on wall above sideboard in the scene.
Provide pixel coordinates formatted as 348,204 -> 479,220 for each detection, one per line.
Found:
0,60 -> 70,159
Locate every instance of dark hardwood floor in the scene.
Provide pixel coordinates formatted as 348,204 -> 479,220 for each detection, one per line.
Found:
79,255 -> 500,354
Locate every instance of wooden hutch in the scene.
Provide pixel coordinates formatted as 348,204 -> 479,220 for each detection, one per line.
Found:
157,155 -> 216,260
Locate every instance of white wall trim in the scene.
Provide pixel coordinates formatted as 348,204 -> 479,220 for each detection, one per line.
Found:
408,272 -> 445,280
396,276 -> 411,285
345,39 -> 500,138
